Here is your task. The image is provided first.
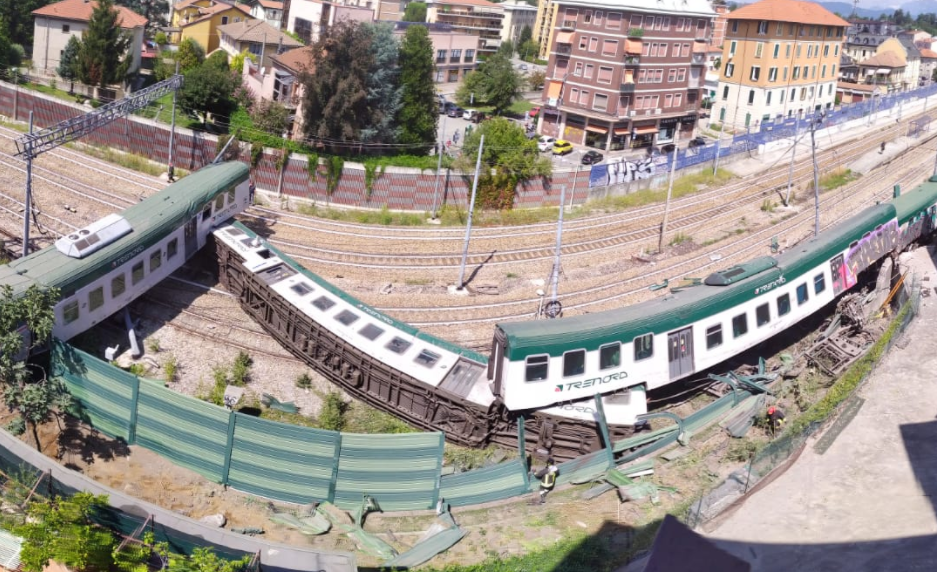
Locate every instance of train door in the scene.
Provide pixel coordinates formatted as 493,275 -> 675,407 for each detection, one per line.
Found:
184,216 -> 199,258
489,328 -> 507,397
667,327 -> 694,381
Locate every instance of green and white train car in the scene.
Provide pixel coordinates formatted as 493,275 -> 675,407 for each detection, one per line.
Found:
491,181 -> 937,423
0,162 -> 250,341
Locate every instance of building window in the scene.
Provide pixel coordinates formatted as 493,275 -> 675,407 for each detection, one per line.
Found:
748,89 -> 755,104
681,43 -> 691,57
607,13 -> 621,29
665,94 -> 673,108
821,64 -> 826,78
597,66 -> 613,84
574,61 -> 583,76
465,49 -> 475,62
832,64 -> 836,76
595,11 -> 603,25
783,67 -> 788,81
773,43 -> 779,58
62,24 -> 70,33
668,69 -> 676,82
733,314 -> 748,337
731,20 -> 739,33
589,37 -> 598,52
584,10 -> 592,23
766,91 -> 772,105
768,67 -> 777,81
725,63 -> 734,77
437,49 -> 447,63
751,66 -> 760,81
602,39 -> 618,56
450,49 -> 461,62
786,43 -> 791,57
796,44 -> 802,58
659,43 -> 668,57
630,14 -> 643,28
676,68 -> 685,81
776,22 -> 784,35
295,18 -> 313,44
722,85 -> 729,100
834,45 -> 839,56
729,40 -> 737,55
792,66 -> 800,80
579,90 -> 589,105
758,20 -> 768,34
674,93 -> 682,107
593,93 -> 608,111
706,324 -> 723,349
823,44 -> 830,57
584,64 -> 594,78
248,42 -> 262,57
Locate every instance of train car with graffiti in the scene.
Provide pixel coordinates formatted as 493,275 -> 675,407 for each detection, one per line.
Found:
490,182 -> 937,416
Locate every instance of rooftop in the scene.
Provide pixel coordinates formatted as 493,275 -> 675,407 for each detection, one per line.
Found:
427,0 -> 501,8
859,51 -> 906,68
727,0 -> 849,27
32,0 -> 148,28
553,0 -> 715,16
217,19 -> 303,47
270,46 -> 315,75
921,48 -> 937,59
178,1 -> 252,28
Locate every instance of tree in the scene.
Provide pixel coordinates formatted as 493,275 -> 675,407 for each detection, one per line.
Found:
122,0 -> 170,34
176,37 -> 206,73
0,30 -> 20,80
362,22 -> 402,145
179,63 -> 238,127
0,0 -> 47,48
402,1 -> 427,22
251,100 -> 290,136
300,20 -> 375,149
230,50 -> 255,74
713,57 -> 721,71
75,0 -> 131,89
527,69 -> 545,90
204,50 -> 230,72
519,39 -> 540,62
15,493 -> 116,572
57,36 -> 81,93
456,117 -> 551,209
0,284 -> 68,451
397,24 -> 437,153
456,53 -> 522,115
498,39 -> 515,57
518,25 -> 532,47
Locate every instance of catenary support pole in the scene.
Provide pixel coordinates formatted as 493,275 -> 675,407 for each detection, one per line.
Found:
457,135 -> 484,289
431,113 -> 448,219
568,164 -> 580,211
658,149 -> 678,253
168,63 -> 179,168
811,114 -> 822,237
784,114 -> 799,206
22,112 -> 34,257
551,185 -> 566,303
712,124 -> 722,176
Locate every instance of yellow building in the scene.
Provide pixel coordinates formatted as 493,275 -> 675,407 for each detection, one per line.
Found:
533,0 -> 557,60
169,0 -> 255,54
712,0 -> 848,129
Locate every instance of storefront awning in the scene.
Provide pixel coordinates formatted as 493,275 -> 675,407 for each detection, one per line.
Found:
625,39 -> 642,55
614,127 -> 630,135
633,125 -> 658,135
692,41 -> 708,53
555,31 -> 574,44
586,125 -> 608,134
547,81 -> 562,98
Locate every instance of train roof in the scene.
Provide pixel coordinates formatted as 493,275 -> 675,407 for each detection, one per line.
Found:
892,177 -> 937,225
0,162 -> 248,298
498,202 -> 897,359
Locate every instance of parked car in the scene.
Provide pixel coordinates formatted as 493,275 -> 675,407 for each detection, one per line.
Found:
537,136 -> 556,152
463,109 -> 478,121
447,105 -> 464,118
581,150 -> 604,165
519,64 -> 529,71
688,136 -> 707,148
552,140 -> 574,155
653,143 -> 676,155
529,106 -> 541,118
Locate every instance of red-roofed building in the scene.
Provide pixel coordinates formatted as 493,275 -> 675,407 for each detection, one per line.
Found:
169,0 -> 254,53
712,0 -> 848,129
32,0 -> 148,75
242,46 -> 314,138
426,0 -> 505,56
920,48 -> 937,85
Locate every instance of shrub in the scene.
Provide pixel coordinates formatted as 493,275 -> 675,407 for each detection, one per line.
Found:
317,391 -> 348,431
230,351 -> 252,386
295,372 -> 313,389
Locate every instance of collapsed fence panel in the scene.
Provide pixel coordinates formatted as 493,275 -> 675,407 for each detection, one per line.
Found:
134,379 -> 230,483
439,458 -> 530,507
333,433 -> 444,512
227,413 -> 340,504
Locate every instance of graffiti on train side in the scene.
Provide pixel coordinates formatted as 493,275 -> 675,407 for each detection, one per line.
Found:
588,156 -> 666,188
831,219 -> 900,295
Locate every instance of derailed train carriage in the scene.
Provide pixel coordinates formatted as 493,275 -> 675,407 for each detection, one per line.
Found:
215,178 -> 937,460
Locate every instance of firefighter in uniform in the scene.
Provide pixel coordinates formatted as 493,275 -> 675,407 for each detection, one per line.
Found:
767,405 -> 786,435
534,458 -> 559,504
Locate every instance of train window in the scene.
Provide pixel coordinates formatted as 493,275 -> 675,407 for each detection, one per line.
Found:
335,310 -> 359,326
359,323 -> 384,341
63,301 -> 79,324
150,250 -> 162,273
89,287 -> 104,312
563,350 -> 585,377
131,262 -> 145,285
312,296 -> 335,311
291,282 -> 313,296
796,283 -> 809,305
386,337 -> 412,355
215,194 -> 225,211
167,238 -> 178,260
732,314 -> 748,338
814,273 -> 826,294
756,303 -> 770,327
415,349 -> 441,368
228,189 -> 236,204
201,205 -> 211,222
525,355 -> 549,382
633,333 -> 654,361
777,293 -> 791,317
599,343 -> 620,370
706,324 -> 723,349
112,274 -> 126,298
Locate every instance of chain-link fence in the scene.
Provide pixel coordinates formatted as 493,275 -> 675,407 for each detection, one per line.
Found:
687,274 -> 921,529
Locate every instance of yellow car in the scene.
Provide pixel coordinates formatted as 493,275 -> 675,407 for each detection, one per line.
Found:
552,140 -> 573,155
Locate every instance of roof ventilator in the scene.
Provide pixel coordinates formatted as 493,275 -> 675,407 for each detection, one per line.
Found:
54,213 -> 133,259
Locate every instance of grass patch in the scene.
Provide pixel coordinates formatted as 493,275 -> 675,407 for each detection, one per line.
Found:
443,444 -> 513,471
589,168 -> 734,211
814,167 -> 860,192
507,100 -> 535,115
669,232 -> 691,246
343,402 -> 416,434
66,143 -> 178,177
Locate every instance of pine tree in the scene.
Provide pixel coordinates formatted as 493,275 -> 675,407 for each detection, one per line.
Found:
362,22 -> 402,145
57,36 -> 80,93
402,2 -> 427,22
75,0 -> 131,89
396,24 -> 437,154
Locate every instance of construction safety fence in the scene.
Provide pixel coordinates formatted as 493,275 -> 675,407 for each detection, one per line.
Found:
687,275 -> 922,530
52,341 -> 616,511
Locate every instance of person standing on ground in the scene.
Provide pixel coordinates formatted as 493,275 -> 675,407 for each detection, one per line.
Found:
534,458 -> 559,504
767,405 -> 786,435
167,162 -> 175,182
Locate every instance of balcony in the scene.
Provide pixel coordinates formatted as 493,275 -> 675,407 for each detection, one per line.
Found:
450,56 -> 461,63
687,78 -> 701,88
556,45 -> 572,56
624,55 -> 640,66
560,20 -> 576,30
620,82 -> 635,93
691,54 -> 705,65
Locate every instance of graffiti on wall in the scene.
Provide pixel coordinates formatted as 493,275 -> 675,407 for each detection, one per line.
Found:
588,156 -> 665,188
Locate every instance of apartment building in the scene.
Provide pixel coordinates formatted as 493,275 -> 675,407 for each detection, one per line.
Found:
712,0 -> 848,130
501,0 -> 537,45
539,0 -> 715,151
711,2 -> 729,48
393,22 -> 479,83
426,0 -> 505,55
533,0 -> 558,59
286,0 -> 374,44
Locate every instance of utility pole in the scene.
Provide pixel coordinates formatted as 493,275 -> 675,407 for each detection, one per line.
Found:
658,149 -> 678,253
457,135 -> 484,289
810,113 -> 823,237
550,185 -> 567,305
712,123 -> 723,175
568,164 -> 581,211
168,62 -> 179,170
784,113 -> 799,206
431,113 -> 448,219
22,112 -> 34,256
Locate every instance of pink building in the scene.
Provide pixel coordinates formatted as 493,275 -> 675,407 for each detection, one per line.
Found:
242,47 -> 314,138
393,22 -> 479,84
